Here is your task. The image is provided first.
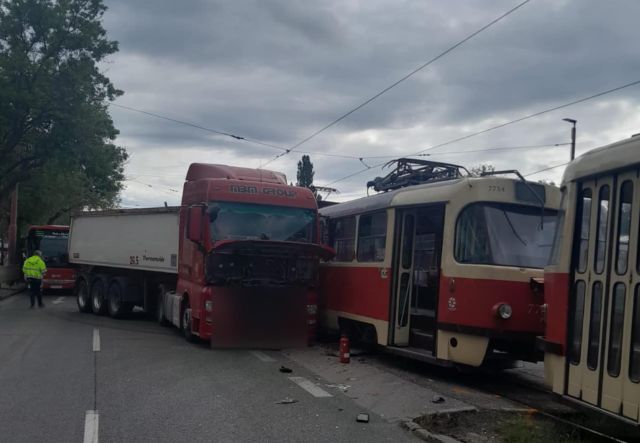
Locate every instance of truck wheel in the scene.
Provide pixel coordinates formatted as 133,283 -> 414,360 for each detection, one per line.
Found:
156,284 -> 170,326
75,278 -> 91,313
107,278 -> 133,319
90,275 -> 108,315
181,299 -> 196,342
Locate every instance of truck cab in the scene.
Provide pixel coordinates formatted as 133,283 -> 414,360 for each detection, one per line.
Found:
168,164 -> 333,347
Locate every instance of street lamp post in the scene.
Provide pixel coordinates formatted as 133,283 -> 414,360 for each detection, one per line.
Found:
563,118 -> 577,160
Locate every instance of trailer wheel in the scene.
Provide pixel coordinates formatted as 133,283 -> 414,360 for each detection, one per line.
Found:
75,278 -> 91,313
90,275 -> 108,315
181,298 -> 196,342
107,278 -> 133,319
156,284 -> 170,326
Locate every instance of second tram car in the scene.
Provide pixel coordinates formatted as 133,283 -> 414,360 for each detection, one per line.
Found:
319,159 -> 560,367
542,135 -> 640,424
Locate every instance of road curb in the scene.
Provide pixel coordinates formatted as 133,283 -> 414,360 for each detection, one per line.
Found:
400,419 -> 463,443
400,407 -> 479,443
0,288 -> 26,301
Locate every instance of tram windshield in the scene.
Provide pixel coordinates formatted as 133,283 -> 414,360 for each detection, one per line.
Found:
455,203 -> 557,268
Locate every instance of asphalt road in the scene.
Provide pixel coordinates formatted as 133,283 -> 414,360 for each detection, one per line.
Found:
0,292 -> 416,443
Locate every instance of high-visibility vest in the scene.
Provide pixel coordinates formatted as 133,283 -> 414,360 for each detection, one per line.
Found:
22,255 -> 47,279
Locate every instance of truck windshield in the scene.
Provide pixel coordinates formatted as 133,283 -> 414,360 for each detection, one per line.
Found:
455,203 -> 557,269
29,234 -> 69,266
208,202 -> 316,243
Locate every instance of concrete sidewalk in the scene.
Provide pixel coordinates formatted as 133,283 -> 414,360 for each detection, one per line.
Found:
0,283 -> 26,301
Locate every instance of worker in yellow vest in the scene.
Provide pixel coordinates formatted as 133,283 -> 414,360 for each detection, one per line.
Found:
22,250 -> 47,308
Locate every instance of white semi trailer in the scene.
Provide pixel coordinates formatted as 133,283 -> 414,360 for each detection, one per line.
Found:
68,207 -> 180,318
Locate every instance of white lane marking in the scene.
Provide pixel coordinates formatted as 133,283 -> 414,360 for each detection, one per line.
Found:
92,328 -> 100,352
288,376 -> 333,398
83,410 -> 99,443
250,350 -> 276,362
52,296 -> 65,304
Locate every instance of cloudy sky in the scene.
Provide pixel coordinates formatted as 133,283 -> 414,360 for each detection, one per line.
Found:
101,0 -> 640,207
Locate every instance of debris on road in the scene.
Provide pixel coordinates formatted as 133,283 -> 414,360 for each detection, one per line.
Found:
432,395 -> 445,404
275,397 -> 298,405
279,365 -> 293,373
326,383 -> 350,392
356,413 -> 369,423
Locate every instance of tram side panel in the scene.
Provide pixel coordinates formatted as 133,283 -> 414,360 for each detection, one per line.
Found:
318,209 -> 395,346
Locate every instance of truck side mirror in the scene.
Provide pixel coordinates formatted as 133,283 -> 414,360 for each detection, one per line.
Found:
187,206 -> 203,243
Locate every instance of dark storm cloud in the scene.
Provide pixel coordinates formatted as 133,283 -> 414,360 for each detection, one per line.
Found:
101,0 -> 640,204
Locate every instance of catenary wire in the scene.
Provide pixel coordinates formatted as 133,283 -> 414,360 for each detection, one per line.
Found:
261,0 -> 533,167
324,78 -> 640,186
110,103 -> 289,152
524,162 -> 570,177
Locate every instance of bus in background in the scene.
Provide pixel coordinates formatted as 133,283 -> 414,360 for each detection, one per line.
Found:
541,135 -> 640,424
319,159 -> 560,368
26,225 -> 76,291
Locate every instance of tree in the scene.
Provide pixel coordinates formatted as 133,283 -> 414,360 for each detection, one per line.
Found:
469,163 -> 495,177
296,155 -> 315,188
0,0 -> 125,217
537,179 -> 557,186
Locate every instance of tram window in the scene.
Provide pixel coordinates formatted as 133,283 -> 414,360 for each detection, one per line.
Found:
455,203 -> 556,268
607,283 -> 626,377
401,214 -> 415,269
357,212 -> 387,262
548,192 -> 566,266
616,181 -> 633,275
594,186 -> 610,274
577,188 -> 592,273
587,281 -> 604,370
630,285 -> 640,383
569,280 -> 586,365
331,216 -> 356,262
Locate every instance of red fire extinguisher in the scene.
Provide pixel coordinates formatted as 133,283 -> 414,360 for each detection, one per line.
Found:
339,335 -> 350,364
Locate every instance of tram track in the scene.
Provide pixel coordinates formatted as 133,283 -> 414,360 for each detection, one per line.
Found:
361,350 -> 638,442
466,370 -> 633,442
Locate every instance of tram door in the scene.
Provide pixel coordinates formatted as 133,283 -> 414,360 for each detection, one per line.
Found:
567,172 -> 640,421
392,206 -> 445,348
393,210 -> 416,345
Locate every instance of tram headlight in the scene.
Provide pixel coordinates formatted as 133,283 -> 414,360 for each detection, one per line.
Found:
497,303 -> 513,320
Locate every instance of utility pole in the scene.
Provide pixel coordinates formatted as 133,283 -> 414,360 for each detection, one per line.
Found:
7,183 -> 18,265
563,118 -> 577,160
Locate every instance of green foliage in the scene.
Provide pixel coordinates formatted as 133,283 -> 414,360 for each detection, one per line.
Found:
0,0 -> 126,231
469,163 -> 495,177
17,142 -> 126,233
296,155 -> 315,188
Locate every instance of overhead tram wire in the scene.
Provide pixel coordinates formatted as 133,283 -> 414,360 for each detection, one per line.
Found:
109,104 -> 398,161
324,78 -> 640,186
361,142 -> 570,160
524,161 -> 571,177
261,0 -> 534,167
110,103 -> 289,153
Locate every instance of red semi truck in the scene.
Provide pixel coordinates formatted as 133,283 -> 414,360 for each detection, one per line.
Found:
26,225 -> 76,290
69,164 -> 332,347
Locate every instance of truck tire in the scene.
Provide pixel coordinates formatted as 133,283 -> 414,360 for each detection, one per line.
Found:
75,278 -> 91,313
156,284 -> 170,326
107,278 -> 134,319
181,298 -> 196,342
90,275 -> 108,315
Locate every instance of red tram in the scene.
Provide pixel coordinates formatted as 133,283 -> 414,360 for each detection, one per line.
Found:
319,159 -> 560,367
542,135 -> 640,424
